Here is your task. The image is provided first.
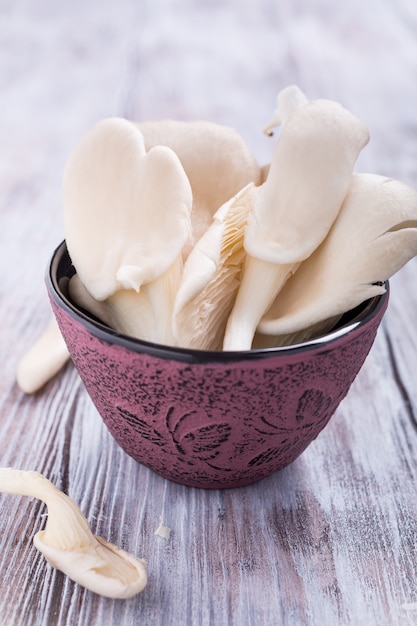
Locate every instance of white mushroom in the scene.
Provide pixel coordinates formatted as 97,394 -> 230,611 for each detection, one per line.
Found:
0,468 -> 147,598
68,261 -> 182,345
173,184 -> 255,350
256,173 -> 417,344
223,89 -> 370,350
16,319 -> 70,394
135,119 -> 261,255
63,117 -> 193,344
262,84 -> 308,136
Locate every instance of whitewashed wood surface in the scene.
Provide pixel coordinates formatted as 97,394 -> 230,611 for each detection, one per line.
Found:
1,0 -> 417,624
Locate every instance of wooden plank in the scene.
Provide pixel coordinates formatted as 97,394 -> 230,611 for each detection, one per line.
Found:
1,0 -> 417,624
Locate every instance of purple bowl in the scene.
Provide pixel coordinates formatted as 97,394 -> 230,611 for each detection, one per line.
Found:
47,241 -> 389,489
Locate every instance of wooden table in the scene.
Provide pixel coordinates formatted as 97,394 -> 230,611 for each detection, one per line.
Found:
1,1 -> 417,624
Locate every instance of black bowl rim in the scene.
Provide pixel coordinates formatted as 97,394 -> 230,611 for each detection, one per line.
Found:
47,240 -> 389,364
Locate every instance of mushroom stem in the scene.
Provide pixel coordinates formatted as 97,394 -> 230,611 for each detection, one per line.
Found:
136,255 -> 183,344
16,320 -> 70,394
0,470 -> 95,550
69,256 -> 182,345
223,256 -> 296,350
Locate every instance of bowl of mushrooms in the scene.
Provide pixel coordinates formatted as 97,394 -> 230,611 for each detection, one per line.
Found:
48,243 -> 389,489
45,85 -> 417,488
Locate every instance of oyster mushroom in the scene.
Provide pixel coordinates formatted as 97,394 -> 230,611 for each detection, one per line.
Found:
223,89 -> 370,350
262,84 -> 308,136
173,184 -> 255,350
135,119 -> 262,255
68,260 -> 183,344
0,468 -> 147,598
16,319 -> 70,394
63,117 -> 192,344
256,173 -> 417,345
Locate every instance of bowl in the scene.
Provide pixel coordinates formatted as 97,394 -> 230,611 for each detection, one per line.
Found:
46,241 -> 389,489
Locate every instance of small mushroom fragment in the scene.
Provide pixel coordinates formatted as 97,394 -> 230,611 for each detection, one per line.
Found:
223,89 -> 370,350
135,120 -> 262,255
256,173 -> 417,344
173,184 -> 255,350
63,117 -> 192,344
0,468 -> 147,598
262,84 -> 308,136
16,319 -> 70,394
154,519 -> 171,540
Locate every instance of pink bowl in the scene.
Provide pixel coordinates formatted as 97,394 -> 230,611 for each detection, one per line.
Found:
47,241 -> 389,489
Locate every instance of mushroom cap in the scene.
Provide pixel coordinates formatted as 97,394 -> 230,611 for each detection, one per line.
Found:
63,118 -> 193,301
245,98 -> 370,265
258,173 -> 417,337
34,532 -> 148,599
136,119 -> 261,253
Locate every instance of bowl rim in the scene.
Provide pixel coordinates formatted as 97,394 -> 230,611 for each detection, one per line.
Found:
46,240 -> 389,364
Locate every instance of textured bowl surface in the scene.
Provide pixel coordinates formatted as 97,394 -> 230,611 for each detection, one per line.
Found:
47,241 -> 389,489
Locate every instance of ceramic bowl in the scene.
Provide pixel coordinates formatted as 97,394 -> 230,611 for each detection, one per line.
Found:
47,241 -> 389,489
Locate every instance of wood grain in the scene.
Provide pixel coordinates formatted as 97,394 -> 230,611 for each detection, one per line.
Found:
1,0 -> 417,624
